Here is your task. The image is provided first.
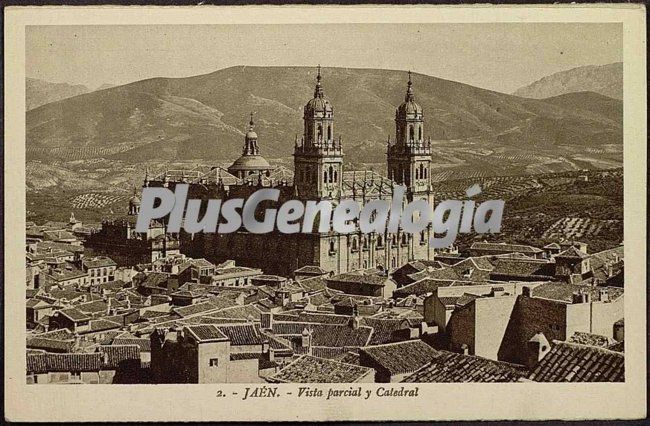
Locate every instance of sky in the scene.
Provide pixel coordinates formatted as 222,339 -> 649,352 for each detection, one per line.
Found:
26,23 -> 622,94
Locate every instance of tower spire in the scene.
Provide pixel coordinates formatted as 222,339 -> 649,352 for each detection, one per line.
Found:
405,70 -> 414,102
249,112 -> 255,130
314,64 -> 324,98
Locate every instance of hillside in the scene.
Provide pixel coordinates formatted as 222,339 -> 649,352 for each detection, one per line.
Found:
26,66 -> 623,166
513,62 -> 622,100
26,77 -> 90,110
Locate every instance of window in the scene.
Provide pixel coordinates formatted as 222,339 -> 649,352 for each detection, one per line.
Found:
351,238 -> 358,252
328,165 -> 334,183
333,169 -> 338,182
329,240 -> 336,254
209,358 -> 219,367
327,125 -> 332,140
317,124 -> 323,140
377,235 -> 383,248
420,231 -> 426,244
323,171 -> 328,183
409,126 -> 414,141
418,126 -> 422,140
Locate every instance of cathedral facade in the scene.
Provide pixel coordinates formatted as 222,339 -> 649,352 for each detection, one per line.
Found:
143,67 -> 434,276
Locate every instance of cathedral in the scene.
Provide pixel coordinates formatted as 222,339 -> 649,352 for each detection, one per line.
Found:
139,67 -> 435,276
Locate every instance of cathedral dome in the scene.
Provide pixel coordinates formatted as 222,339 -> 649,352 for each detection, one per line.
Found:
397,71 -> 422,117
229,155 -> 271,170
304,65 -> 333,116
246,129 -> 258,140
129,191 -> 141,206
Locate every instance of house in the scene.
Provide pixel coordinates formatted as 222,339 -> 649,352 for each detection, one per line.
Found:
150,324 -> 270,384
489,258 -> 555,282
469,242 -> 544,259
211,263 -> 263,287
293,265 -> 330,281
49,307 -> 92,333
358,339 -> 439,382
44,265 -> 88,288
445,282 -> 624,365
26,298 -> 55,328
554,246 -> 591,282
26,352 -> 103,384
266,355 -> 374,383
326,272 -> 396,298
81,256 -> 117,285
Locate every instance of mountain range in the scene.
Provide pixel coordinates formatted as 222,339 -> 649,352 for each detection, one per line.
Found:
513,62 -> 622,100
26,66 -> 623,167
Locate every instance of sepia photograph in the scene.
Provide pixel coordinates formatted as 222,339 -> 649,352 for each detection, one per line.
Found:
4,4 -> 647,422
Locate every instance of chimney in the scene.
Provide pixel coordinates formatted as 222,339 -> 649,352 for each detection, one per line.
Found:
103,351 -> 110,366
526,332 -> 551,371
260,312 -> 273,331
301,328 -> 311,353
460,344 -> 469,356
571,291 -> 584,304
599,288 -> 609,303
522,286 -> 532,297
268,348 -> 275,363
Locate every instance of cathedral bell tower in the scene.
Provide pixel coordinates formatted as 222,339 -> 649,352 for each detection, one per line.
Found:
387,71 -> 432,202
293,65 -> 343,200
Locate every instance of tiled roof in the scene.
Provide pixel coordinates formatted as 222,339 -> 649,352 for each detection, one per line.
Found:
490,258 -> 554,279
210,304 -> 262,321
335,351 -> 361,366
294,265 -> 328,275
393,278 -> 458,298
268,355 -> 373,383
47,267 -> 87,282
26,337 -> 75,353
360,340 -> 438,376
556,246 -> 590,259
452,257 -> 495,272
97,345 -> 141,369
311,346 -> 351,359
76,300 -> 109,315
471,242 -> 542,254
528,341 -> 624,382
272,322 -> 373,347
408,267 -> 461,283
83,256 -> 117,269
140,310 -> 170,320
173,299 -> 235,318
568,332 -> 615,348
216,324 -> 265,346
139,272 -> 170,288
112,338 -> 151,352
362,318 -> 409,345
87,318 -> 122,333
607,341 -> 624,352
297,312 -> 351,325
438,296 -> 460,307
327,273 -> 388,287
531,282 -> 624,303
48,288 -> 86,302
297,276 -> 328,293
185,325 -> 228,342
402,351 -> 527,383
59,307 -> 91,322
26,352 -> 103,373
